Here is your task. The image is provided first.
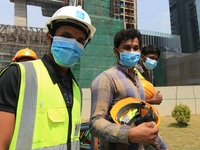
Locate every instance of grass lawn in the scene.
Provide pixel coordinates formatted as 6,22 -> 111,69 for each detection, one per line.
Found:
159,114 -> 200,150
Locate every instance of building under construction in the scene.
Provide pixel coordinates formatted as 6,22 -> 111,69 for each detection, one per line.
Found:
0,0 -> 126,88
110,0 -> 137,29
2,0 -> 194,87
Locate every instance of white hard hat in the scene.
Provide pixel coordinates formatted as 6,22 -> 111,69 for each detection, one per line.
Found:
45,5 -> 96,41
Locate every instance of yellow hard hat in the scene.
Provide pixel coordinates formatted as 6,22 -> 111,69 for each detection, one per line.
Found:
12,48 -> 38,62
140,78 -> 156,100
110,97 -> 160,127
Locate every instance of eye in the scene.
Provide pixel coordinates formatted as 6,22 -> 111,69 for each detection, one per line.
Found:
149,57 -> 156,60
60,35 -> 71,38
123,46 -> 140,52
124,47 -> 131,51
133,47 -> 139,51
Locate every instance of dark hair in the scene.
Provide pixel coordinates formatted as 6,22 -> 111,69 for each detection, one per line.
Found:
114,28 -> 142,49
141,45 -> 161,58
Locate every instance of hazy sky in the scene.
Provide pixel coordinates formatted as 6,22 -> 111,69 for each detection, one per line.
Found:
0,0 -> 171,34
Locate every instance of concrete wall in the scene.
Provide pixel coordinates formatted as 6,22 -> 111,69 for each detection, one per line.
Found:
81,85 -> 200,121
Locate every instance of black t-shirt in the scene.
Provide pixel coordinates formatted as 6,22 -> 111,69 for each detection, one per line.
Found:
0,54 -> 78,114
0,65 -> 19,113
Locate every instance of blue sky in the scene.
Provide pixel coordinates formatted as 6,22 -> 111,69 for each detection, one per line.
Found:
0,0 -> 171,34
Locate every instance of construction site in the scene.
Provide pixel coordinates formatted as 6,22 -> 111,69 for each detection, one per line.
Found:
1,0 -> 200,87
0,0 -> 138,88
1,2 -> 200,150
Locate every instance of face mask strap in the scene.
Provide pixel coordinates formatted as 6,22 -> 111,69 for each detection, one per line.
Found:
49,34 -> 54,44
141,54 -> 147,62
116,48 -> 121,61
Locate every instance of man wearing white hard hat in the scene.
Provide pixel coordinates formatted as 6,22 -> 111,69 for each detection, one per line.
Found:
0,5 -> 96,150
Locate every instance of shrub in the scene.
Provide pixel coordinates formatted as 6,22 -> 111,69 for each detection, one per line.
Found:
172,103 -> 191,124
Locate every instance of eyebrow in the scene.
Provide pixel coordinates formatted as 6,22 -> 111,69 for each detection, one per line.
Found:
123,44 -> 139,48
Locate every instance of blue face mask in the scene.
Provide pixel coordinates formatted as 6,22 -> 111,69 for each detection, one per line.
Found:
143,57 -> 157,70
51,36 -> 84,68
118,50 -> 141,69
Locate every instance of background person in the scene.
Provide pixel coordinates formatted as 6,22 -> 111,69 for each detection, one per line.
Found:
135,45 -> 160,83
135,45 -> 162,105
135,45 -> 169,150
0,5 -> 96,150
12,48 -> 38,62
89,28 -> 159,150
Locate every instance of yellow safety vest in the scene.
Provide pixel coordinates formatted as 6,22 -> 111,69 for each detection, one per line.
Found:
134,68 -> 145,79
7,60 -> 81,150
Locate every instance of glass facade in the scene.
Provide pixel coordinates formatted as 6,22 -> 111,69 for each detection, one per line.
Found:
169,0 -> 200,53
140,29 -> 181,53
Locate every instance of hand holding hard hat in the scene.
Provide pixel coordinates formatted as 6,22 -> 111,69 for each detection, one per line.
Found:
140,78 -> 162,105
140,78 -> 155,100
110,97 -> 160,145
127,122 -> 159,145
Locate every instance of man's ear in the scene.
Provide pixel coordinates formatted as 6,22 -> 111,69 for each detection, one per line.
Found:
141,54 -> 146,62
46,32 -> 52,45
113,48 -> 118,56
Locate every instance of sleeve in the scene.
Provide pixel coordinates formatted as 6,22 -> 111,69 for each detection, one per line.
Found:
0,65 -> 20,113
156,135 -> 168,149
89,72 -> 130,144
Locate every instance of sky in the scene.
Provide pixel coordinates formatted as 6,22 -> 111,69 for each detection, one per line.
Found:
0,0 -> 171,34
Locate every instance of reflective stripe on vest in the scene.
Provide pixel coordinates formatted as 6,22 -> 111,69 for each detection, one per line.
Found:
134,68 -> 144,79
134,68 -> 146,100
9,60 -> 81,150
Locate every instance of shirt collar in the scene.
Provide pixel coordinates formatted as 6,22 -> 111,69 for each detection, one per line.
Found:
114,63 -> 129,74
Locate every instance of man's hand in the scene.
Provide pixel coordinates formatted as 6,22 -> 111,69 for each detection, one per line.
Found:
128,122 -> 159,145
145,90 -> 162,105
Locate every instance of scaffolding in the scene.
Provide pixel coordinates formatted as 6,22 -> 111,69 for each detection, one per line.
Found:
0,24 -> 48,69
2,0 -> 124,88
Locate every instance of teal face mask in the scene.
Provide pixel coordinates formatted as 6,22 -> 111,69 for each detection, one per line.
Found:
51,36 -> 84,68
118,50 -> 141,69
143,57 -> 157,70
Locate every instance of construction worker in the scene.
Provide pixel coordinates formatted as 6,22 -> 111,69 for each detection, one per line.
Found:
135,45 -> 169,150
135,45 -> 160,82
0,5 -> 96,150
12,48 -> 38,62
89,28 -> 159,150
135,45 -> 162,105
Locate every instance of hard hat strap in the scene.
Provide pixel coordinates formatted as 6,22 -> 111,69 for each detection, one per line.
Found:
128,106 -> 153,126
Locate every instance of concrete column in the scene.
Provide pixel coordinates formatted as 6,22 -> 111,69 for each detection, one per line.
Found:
14,0 -> 27,26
